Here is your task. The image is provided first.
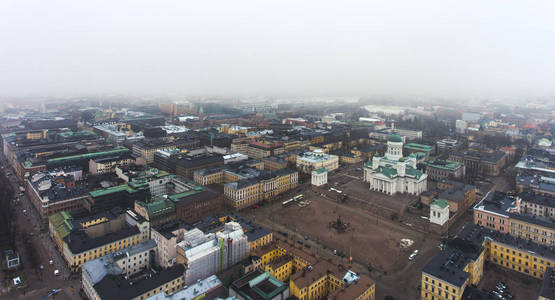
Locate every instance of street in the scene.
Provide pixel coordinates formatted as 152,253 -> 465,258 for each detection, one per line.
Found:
0,157 -> 81,300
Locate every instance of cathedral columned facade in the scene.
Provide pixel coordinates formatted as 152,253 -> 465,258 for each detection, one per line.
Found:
363,134 -> 427,195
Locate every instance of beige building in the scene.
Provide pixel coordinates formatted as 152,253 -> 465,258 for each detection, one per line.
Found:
262,156 -> 288,171
296,149 -> 339,173
49,209 -> 149,272
508,214 -> 555,246
89,155 -> 135,174
82,240 -> 157,300
224,169 -> 299,210
151,221 -> 190,268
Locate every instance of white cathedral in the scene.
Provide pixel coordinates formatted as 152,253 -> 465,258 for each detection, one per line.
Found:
363,134 -> 427,195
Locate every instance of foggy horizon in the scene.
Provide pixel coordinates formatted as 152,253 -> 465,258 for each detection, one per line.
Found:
1,1 -> 554,101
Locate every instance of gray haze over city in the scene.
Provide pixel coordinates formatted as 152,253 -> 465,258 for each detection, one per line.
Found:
1,0 -> 554,101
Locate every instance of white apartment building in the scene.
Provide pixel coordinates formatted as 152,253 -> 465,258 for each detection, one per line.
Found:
177,222 -> 249,285
81,240 -> 157,300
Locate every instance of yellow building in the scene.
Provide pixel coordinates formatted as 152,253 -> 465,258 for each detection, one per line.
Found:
63,227 -> 144,272
421,224 -> 555,300
89,155 -> 135,174
194,161 -> 264,186
49,210 -> 148,272
487,237 -> 554,279
253,240 -> 375,300
310,135 -> 325,145
327,275 -> 376,300
220,124 -> 249,135
264,255 -> 294,282
26,130 -> 47,140
194,167 -> 225,185
249,230 -> 273,251
262,156 -> 288,171
246,143 -> 273,159
290,261 -> 375,300
283,140 -> 301,152
253,240 -> 318,275
508,214 -> 555,247
339,152 -> 363,164
224,169 -> 298,210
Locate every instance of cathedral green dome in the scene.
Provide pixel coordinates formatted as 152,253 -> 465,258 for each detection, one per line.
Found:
388,134 -> 403,143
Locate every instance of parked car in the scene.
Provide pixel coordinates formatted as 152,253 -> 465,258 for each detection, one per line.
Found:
409,249 -> 419,261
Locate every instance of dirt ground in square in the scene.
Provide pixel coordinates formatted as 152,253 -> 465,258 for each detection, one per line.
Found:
478,263 -> 542,300
273,198 -> 419,272
243,182 -> 443,300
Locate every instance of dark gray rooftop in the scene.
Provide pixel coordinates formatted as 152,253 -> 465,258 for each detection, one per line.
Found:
94,265 -> 185,300
516,175 -> 555,194
540,267 -> 555,300
473,191 -> 517,217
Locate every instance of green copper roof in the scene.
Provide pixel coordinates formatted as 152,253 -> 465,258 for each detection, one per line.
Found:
314,168 -> 327,174
46,146 -> 129,164
375,166 -> 398,179
424,159 -> 461,171
137,199 -> 175,218
167,188 -> 204,202
89,183 -> 143,198
408,152 -> 426,159
388,134 -> 403,143
49,211 -> 73,239
405,167 -> 424,179
431,198 -> 449,209
404,143 -> 433,152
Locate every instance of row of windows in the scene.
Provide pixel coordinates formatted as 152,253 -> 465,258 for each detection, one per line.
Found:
137,278 -> 183,300
421,291 -> 457,300
73,235 -> 141,265
492,244 -> 553,266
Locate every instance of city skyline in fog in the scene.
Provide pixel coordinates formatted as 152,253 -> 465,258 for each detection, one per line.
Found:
1,0 -> 554,101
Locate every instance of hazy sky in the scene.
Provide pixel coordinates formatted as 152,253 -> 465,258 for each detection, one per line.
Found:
1,1 -> 554,100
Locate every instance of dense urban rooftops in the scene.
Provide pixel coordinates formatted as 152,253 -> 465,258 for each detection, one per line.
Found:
473,191 -> 518,216
94,265 -> 185,300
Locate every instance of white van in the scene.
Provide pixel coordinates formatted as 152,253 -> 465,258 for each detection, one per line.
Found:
409,249 -> 419,261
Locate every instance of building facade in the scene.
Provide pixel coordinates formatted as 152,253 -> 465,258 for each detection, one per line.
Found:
311,168 -> 328,187
423,159 -> 465,181
296,149 -> 339,173
224,169 -> 298,210
363,134 -> 427,195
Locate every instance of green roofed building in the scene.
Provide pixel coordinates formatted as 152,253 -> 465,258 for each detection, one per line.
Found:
388,134 -> 403,143
404,143 -> 433,159
423,159 -> 465,181
46,146 -> 131,171
430,198 -> 450,226
311,167 -> 328,186
363,134 -> 427,195
230,270 -> 289,300
49,211 -> 73,250
134,197 -> 176,226
86,183 -> 150,214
